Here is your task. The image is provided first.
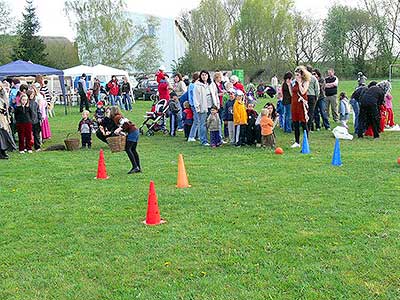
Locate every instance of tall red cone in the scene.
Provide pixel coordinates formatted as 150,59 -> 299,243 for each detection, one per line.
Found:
96,149 -> 109,179
176,154 -> 191,188
143,181 -> 166,225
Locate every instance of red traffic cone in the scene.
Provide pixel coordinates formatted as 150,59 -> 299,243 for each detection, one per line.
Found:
176,154 -> 191,188
95,149 -> 109,179
143,181 -> 166,226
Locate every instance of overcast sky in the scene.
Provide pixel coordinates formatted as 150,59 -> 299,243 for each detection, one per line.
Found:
6,0 -> 358,41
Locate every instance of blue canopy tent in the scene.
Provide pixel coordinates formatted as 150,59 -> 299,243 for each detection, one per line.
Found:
0,60 -> 68,114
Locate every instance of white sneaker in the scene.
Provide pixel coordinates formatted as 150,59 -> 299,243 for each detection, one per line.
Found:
19,151 -> 25,154
187,137 -> 196,142
202,143 -> 210,146
27,150 -> 33,153
177,129 -> 184,132
291,142 -> 300,148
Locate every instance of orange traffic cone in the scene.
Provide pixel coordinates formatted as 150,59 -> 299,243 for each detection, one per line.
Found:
176,154 -> 191,188
95,149 -> 109,179
143,181 -> 166,225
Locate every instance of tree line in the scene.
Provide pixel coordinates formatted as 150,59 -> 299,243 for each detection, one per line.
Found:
175,0 -> 400,80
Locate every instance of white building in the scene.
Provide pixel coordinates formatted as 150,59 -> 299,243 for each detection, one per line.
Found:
127,12 -> 189,73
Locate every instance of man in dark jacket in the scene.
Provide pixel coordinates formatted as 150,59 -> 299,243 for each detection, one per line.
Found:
357,81 -> 389,138
78,73 -> 90,112
313,69 -> 330,131
325,68 -> 339,122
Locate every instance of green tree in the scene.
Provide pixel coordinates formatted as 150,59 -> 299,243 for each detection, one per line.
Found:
292,13 -> 325,66
131,16 -> 163,74
0,0 -> 15,65
180,0 -> 231,70
12,0 -> 47,63
44,37 -> 80,69
64,0 -> 133,67
0,0 -> 13,34
232,0 -> 294,76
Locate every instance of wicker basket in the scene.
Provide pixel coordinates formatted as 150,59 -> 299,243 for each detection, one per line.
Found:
106,135 -> 126,153
64,133 -> 80,151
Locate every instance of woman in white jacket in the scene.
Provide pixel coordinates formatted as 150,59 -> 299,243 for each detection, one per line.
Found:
193,70 -> 213,146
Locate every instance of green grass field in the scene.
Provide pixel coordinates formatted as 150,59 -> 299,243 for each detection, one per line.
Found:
1,80 -> 399,299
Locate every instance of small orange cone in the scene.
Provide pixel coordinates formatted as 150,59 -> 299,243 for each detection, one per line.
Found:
96,149 -> 109,179
176,154 -> 191,188
143,181 -> 166,225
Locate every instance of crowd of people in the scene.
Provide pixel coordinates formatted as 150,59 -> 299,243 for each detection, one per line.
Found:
0,66 -> 395,174
147,66 -> 395,151
0,76 -> 53,159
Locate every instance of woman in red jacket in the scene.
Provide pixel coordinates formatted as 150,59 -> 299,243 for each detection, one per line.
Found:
107,76 -> 121,107
158,74 -> 171,101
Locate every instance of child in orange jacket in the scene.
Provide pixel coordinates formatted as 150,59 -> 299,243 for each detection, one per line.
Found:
260,108 -> 276,149
233,90 -> 247,146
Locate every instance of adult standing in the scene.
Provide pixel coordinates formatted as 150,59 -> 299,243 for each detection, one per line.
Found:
306,65 -> 320,131
313,69 -> 330,131
230,75 -> 245,93
210,71 -> 224,139
291,66 -> 310,148
325,68 -> 339,122
35,75 -> 51,111
350,83 -> 367,135
35,83 -> 51,140
188,72 -> 200,142
173,73 -> 187,130
193,70 -> 213,146
357,81 -> 390,139
281,72 -> 292,133
92,78 -> 101,103
77,73 -> 90,112
0,82 -> 16,159
121,76 -> 132,111
271,74 -> 278,92
107,75 -> 121,107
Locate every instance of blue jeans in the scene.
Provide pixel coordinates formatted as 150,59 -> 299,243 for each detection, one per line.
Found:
123,94 -> 132,111
198,112 -> 208,144
314,98 -> 330,129
109,94 -> 116,106
189,106 -> 199,139
170,113 -> 178,136
283,104 -> 292,133
350,99 -> 359,134
110,95 -> 123,108
177,110 -> 183,129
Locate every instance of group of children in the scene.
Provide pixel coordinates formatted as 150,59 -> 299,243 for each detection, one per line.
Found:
165,86 -> 278,149
5,80 -> 52,154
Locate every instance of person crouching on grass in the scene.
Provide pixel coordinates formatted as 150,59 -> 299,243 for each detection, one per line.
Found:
260,108 -> 276,149
15,94 -> 33,154
111,107 -> 141,174
206,105 -> 222,148
78,110 -> 93,149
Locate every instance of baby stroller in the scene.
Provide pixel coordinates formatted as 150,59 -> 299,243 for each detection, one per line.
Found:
139,99 -> 169,136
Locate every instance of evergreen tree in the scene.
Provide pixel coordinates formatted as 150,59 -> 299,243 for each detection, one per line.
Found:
13,0 -> 47,63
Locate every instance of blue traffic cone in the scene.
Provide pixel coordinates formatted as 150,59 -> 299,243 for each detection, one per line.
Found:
301,130 -> 310,154
332,138 -> 342,166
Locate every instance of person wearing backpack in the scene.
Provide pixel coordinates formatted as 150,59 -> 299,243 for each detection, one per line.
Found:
78,73 -> 90,112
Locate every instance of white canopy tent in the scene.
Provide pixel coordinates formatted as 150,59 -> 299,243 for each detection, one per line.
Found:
92,64 -> 131,84
63,65 -> 94,78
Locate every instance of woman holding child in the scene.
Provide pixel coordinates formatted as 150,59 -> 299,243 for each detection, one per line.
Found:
290,66 -> 311,148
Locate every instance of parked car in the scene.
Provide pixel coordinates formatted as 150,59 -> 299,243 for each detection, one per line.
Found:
133,79 -> 158,100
